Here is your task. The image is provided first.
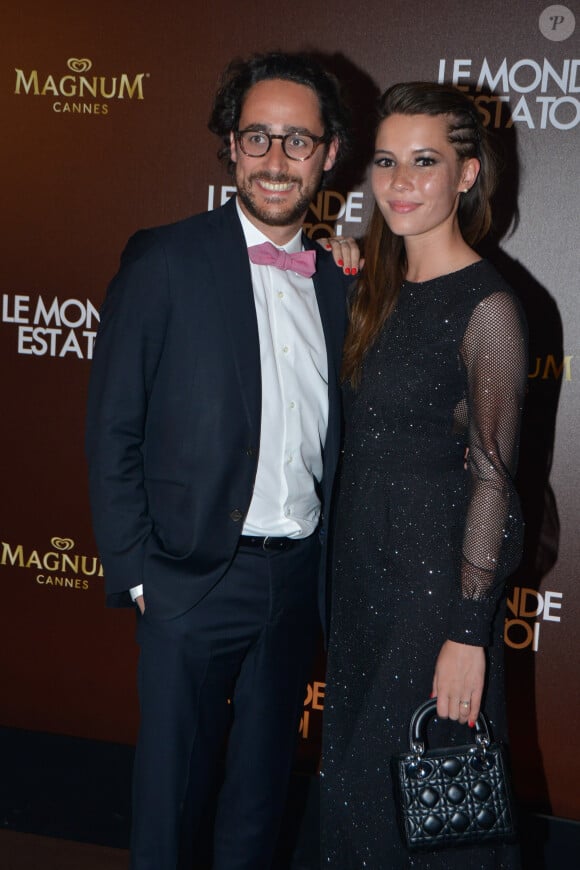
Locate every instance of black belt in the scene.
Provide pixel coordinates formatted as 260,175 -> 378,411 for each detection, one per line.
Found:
238,535 -> 302,551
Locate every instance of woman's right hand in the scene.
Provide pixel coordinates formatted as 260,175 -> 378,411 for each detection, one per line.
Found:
317,236 -> 363,275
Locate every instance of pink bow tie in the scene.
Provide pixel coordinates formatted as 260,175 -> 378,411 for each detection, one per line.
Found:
248,241 -> 316,278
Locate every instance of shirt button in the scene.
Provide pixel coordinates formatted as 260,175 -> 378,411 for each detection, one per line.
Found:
289,401 -> 295,409
282,345 -> 289,353
278,291 -> 284,299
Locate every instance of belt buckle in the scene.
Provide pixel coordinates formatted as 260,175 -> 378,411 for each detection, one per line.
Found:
262,536 -> 270,551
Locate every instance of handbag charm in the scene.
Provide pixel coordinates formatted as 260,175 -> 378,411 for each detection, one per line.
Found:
392,698 -> 517,850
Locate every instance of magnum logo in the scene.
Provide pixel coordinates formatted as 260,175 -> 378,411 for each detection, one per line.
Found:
14,56 -> 148,114
1,536 -> 103,591
529,355 -> 573,381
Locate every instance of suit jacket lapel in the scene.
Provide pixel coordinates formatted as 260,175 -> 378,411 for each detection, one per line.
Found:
208,198 -> 262,439
303,232 -> 344,390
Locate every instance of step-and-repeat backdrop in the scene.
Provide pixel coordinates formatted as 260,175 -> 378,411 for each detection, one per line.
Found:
1,0 -> 578,821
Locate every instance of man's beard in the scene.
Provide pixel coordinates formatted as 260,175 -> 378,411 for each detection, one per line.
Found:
235,171 -> 322,227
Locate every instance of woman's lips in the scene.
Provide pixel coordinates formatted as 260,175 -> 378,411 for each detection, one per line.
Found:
388,200 -> 420,213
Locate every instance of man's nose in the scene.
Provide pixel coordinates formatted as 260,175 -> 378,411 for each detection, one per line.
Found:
262,137 -> 289,172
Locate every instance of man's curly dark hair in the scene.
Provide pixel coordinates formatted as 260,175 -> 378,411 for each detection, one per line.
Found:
208,51 -> 351,181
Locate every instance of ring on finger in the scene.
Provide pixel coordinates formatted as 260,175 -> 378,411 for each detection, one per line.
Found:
460,700 -> 470,708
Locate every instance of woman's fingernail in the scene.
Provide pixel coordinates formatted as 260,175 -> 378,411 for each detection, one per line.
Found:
430,692 -> 435,699
337,259 -> 344,266
352,267 -> 358,275
469,720 -> 475,728
344,267 -> 351,275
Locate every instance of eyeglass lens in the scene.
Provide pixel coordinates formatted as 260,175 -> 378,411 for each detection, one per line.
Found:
238,131 -> 319,160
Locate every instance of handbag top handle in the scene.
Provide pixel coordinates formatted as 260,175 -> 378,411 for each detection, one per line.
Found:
408,698 -> 491,751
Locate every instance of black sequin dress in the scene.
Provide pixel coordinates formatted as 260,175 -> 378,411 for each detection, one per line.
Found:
321,261 -> 527,869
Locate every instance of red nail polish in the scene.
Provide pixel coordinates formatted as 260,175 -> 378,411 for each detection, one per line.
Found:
468,720 -> 475,728
352,267 -> 358,275
429,692 -> 435,699
344,267 -> 351,275
337,259 -> 344,266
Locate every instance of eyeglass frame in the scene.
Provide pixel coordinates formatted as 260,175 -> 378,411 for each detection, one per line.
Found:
234,128 -> 329,162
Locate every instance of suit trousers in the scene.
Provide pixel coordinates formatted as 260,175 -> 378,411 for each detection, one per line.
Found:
130,534 -> 321,870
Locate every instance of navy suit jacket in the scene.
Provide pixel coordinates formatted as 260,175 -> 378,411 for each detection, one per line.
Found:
85,196 -> 349,625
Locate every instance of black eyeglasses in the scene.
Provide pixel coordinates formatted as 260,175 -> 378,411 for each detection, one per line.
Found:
235,129 -> 327,161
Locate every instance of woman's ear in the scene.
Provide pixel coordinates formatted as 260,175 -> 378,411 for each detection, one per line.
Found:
460,157 -> 480,193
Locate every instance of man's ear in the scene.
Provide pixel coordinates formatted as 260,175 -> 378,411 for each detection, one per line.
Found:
229,131 -> 238,165
324,137 -> 339,172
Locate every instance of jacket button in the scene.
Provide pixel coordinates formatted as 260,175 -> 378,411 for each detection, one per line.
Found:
230,509 -> 243,522
246,447 -> 255,457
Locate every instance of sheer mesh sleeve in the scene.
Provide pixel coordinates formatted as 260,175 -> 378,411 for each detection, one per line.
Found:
447,290 -> 528,646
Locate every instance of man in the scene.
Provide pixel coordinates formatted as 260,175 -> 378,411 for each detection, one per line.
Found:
86,51 -> 354,870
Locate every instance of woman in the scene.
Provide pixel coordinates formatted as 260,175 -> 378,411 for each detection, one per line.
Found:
321,82 -> 527,868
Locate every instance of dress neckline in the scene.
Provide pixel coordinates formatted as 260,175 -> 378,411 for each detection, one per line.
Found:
402,260 -> 484,288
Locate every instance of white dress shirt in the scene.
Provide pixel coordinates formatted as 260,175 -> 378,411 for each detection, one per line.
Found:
238,202 -> 328,539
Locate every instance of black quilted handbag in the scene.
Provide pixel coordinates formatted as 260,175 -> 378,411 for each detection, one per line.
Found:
392,698 -> 517,851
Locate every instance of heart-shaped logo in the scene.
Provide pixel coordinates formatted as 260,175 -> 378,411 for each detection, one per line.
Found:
67,58 -> 92,73
51,537 -> 75,551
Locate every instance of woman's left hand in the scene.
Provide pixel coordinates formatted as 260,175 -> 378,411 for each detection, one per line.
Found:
431,640 -> 485,726
317,236 -> 363,276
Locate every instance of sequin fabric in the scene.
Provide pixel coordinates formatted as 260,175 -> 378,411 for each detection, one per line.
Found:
321,261 -> 527,869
